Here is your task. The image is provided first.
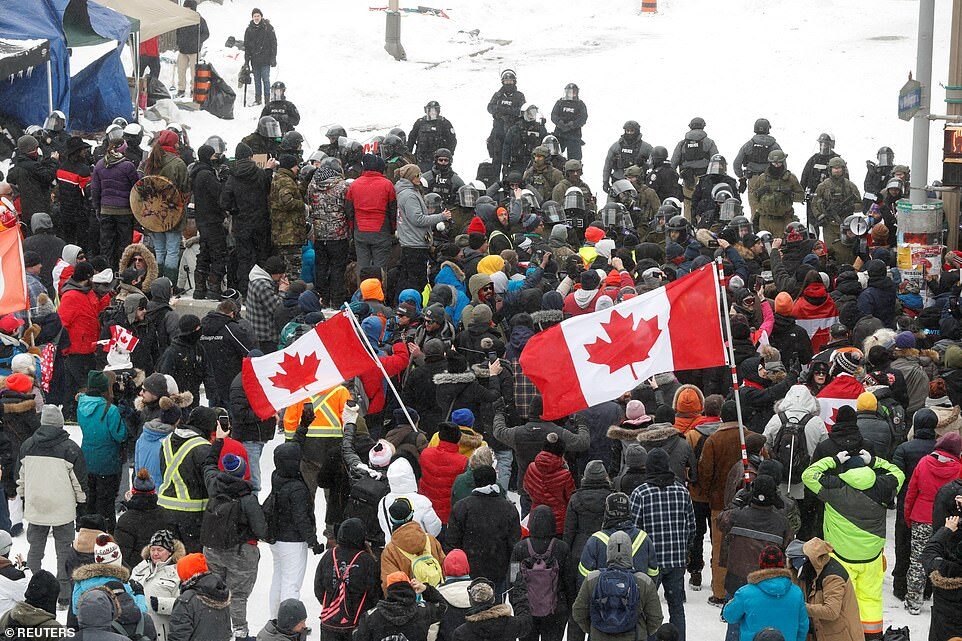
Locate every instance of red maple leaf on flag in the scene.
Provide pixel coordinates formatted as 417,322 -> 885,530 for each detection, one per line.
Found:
269,352 -> 321,394
828,407 -> 840,430
585,310 -> 661,380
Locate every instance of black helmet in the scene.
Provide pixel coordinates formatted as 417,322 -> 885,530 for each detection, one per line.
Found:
319,156 -> 343,174
817,133 -> 835,155
542,200 -> 565,224
434,147 -> 452,161
667,215 -> 691,243
707,154 -> 727,175
784,221 -> 808,243
424,100 -> 440,120
689,117 -> 706,130
840,214 -> 869,246
600,202 -> 627,228
651,146 -> 669,164
389,127 -> 407,141
711,183 -> 733,203
542,135 -> 561,156
280,130 -> 304,152
501,69 -> 517,83
325,125 -> 347,141
753,118 -> 771,135
727,215 -> 753,237
425,192 -> 443,215
877,146 -> 894,166
270,81 -> 286,101
610,179 -> 637,200
458,184 -> 479,208
564,82 -> 579,100
563,186 -> 586,211
203,135 -> 226,155
380,134 -> 405,160
257,116 -> 282,139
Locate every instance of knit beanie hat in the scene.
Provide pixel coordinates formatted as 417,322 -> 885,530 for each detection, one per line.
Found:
385,571 -> 411,589
654,404 -> 676,424
467,578 -> 496,608
278,154 -> 298,170
624,443 -> 648,470
159,396 -> 182,426
24,570 -> 60,615
0,531 -> 11,557
442,549 -> 470,577
579,269 -> 601,291
625,399 -> 652,424
894,331 -> 916,349
473,464 -> 497,488
466,217 -> 486,235
73,262 -> 95,282
451,408 -> 475,428
750,475 -> 781,508
397,164 -> 421,183
856,392 -> 878,412
937,432 -> 962,458
40,404 -> 64,428
132,468 -> 155,494
468,445 -> 494,469
604,492 -> 630,522
4,373 -> 32,394
86,370 -> 109,396
368,440 -> 395,468
76,514 -> 107,532
832,350 -> 862,376
277,599 -> 308,633
221,454 -> 247,479
177,553 -> 208,582
148,529 -> 176,554
94,534 -> 122,566
774,292 -> 793,316
143,372 -> 169,397
758,544 -> 786,570
235,142 -> 253,160
543,431 -> 566,456
392,406 -> 420,427
583,460 -> 609,484
388,497 -> 414,528
437,421 -> 462,444
584,226 -> 605,244
477,255 -> 505,276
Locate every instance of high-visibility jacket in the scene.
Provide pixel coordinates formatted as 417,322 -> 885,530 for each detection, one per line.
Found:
578,528 -> 659,580
284,385 -> 351,441
157,436 -> 209,512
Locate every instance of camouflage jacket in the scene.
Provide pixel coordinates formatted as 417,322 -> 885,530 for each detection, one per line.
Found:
307,173 -> 350,241
523,163 -> 564,202
385,153 -> 418,184
747,170 -> 804,216
812,176 -> 861,225
269,167 -> 307,246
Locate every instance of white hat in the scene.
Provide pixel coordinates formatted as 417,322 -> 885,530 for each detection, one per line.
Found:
94,534 -> 122,567
92,268 -> 114,284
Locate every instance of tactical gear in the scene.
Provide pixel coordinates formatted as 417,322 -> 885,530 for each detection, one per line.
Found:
754,118 -> 771,135
380,134 -> 405,160
257,116 -> 282,139
424,100 -> 440,120
389,127 -> 407,141
425,192 -> 443,215
320,157 -> 343,174
610,179 -> 637,200
728,215 -> 753,237
877,146 -> 894,166
707,154 -> 727,175
663,197 -> 683,211
542,200 -> 564,224
818,133 -> 835,155
542,135 -> 562,156
112,117 -> 128,128
768,149 -> 787,163
623,120 -> 640,133
689,117 -> 706,130
624,165 -> 645,179
885,177 -> 904,192
564,159 -> 583,174
270,80 -> 285,102
784,221 -> 808,242
522,104 -> 540,123
532,145 -> 550,159
828,156 -> 846,169
280,130 -> 304,152
564,186 -> 586,211
720,197 -> 741,221
44,110 -> 66,132
434,147 -> 452,162
564,83 -> 579,100
600,202 -> 627,228
711,183 -> 733,203
204,135 -> 227,155
458,184 -> 479,208
325,125 -> 347,141
651,146 -> 669,164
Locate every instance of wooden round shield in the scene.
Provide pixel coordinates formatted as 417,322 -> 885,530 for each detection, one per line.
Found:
130,175 -> 184,232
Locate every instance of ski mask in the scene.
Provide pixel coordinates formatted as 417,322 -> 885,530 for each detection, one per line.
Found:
768,163 -> 786,178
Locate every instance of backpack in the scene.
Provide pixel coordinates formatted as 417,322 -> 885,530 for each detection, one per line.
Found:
398,534 -> 444,587
320,548 -> 367,630
520,539 -> 559,617
261,490 -> 279,544
882,626 -> 910,641
772,412 -> 814,485
342,474 -> 390,543
200,493 -> 247,549
589,566 -> 640,635
877,393 -> 908,442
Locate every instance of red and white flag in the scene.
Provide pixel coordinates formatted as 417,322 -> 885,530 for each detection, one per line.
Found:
106,325 -> 140,353
816,374 -> 864,430
242,312 -> 375,420
0,225 -> 28,316
520,265 -> 727,420
792,284 -> 839,354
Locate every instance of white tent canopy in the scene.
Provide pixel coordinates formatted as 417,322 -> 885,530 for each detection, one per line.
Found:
97,0 -> 198,40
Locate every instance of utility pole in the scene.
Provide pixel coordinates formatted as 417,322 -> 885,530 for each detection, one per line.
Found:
910,0 -> 935,206
384,0 -> 407,61
944,0 -> 962,249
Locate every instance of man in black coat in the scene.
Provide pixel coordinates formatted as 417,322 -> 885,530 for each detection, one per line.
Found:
229,370 -> 276,493
219,142 -> 273,296
550,83 -> 588,161
243,7 -> 277,105
54,136 -> 93,250
190,144 -> 227,299
22,213 -> 65,293
354,574 -> 446,641
199,301 -> 252,410
174,0 -> 209,97
7,135 -> 58,221
157,314 -> 205,410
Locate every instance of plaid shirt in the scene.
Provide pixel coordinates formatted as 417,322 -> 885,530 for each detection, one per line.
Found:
510,356 -> 538,421
629,481 -> 696,568
245,272 -> 283,342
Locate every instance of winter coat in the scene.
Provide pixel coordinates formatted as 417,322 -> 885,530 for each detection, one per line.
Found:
0,601 -> 62,637
315,518 -> 380,631
446,487 -> 521,583
189,160 -> 225,227
717,505 -> 793,594
905,449 -> 961,525
308,173 -> 350,241
449,465 -> 506,508
59,281 -> 111,355
426,426 -> 486,459
346,170 -> 397,234
167,572 -> 232,641
243,18 -> 277,67
130,539 -> 186,641
354,583 -> 445,641
114,492 -> 171,570
891,350 -> 934,415
380,521 -> 445,588
696,422 -> 744,511
494,411 -> 589,493
77,395 -> 125,476
747,169 -> 804,218
722,568 -> 808,641
671,384 -> 704,434
118,243 -> 159,293
797,538 -> 863,641
199,311 -> 252,404
201,467 -> 267,547
857,271 -> 898,328
635,423 -> 695,484
433,371 -> 501,428
893,420 -> 937,514
267,167 -> 307,247
359,341 -> 410,416
175,14 -> 208,54
761,385 -> 828,498
856,409 -> 895,460
219,159 -> 271,231
418,441 -> 467,524
735,356 -> 797,434
91,153 -> 139,211
134,420 -> 174,485
246,265 -> 283,342
396,178 -> 444,249
7,152 -> 57,218
510,505 -> 573,614
74,588 -> 129,641
768,314 -> 813,370
563,479 -> 612,575
921,525 -> 962,641
578,521 -> 659,582
0,558 -> 27,617
269,443 -> 318,545
157,337 -> 205,402
523,451 -> 575,534
572,564 -> 661,641
377,457 -> 442,543
71,563 -> 148,626
453,580 -> 532,641
17,422 -> 87,526
22,230 -> 65,293
0,386 -> 40,458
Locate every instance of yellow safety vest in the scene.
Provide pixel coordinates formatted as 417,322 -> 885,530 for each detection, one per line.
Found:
579,530 -> 658,578
157,436 -> 209,512
305,387 -> 344,438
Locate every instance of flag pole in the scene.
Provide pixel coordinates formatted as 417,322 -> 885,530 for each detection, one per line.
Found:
714,258 -> 751,483
343,306 -> 420,433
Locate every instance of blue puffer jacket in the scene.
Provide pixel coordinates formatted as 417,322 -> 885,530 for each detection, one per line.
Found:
77,395 -> 126,475
433,262 -> 470,326
133,419 -> 173,483
722,568 -> 809,641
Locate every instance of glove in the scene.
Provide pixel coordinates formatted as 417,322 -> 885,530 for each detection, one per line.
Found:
601,182 -> 611,194
738,177 -> 748,194
836,450 -> 852,465
149,596 -> 159,612
310,542 -> 325,555
129,580 -> 144,596
756,186 -> 770,197
859,449 -> 873,465
342,402 -> 359,426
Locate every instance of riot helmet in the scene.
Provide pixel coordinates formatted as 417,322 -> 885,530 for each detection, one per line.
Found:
728,215 -> 753,238
663,197 -> 683,212
600,203 -> 627,228
44,110 -> 66,132
542,135 -> 561,156
522,104 -> 540,123
389,127 -> 407,141
24,125 -> 42,137
720,197 -> 741,221
651,146 -> 669,165
469,180 -> 486,191
257,116 -> 282,139
707,154 -> 727,175
818,133 -> 835,155
308,150 -> 328,165
325,125 -> 347,143
270,81 -> 286,102
112,117 -> 128,129
784,221 -> 808,243
476,195 -> 495,207
610,179 -> 637,205
425,192 -> 444,215
756,230 -> 773,254
458,184 -> 479,208
280,131 -> 304,155
711,183 -> 733,204
105,125 -> 124,144
653,205 -> 673,232
501,69 -> 517,87
623,120 -> 640,141
877,146 -> 894,167
885,177 -> 904,193
123,123 -> 144,146
531,145 -> 550,162
542,200 -> 565,224
319,156 -> 344,175
564,83 -> 579,100
380,134 -> 405,160
689,117 -> 706,130
563,186 -> 586,211
520,189 -> 540,215
424,100 -> 440,120
753,118 -> 771,135
841,214 -> 869,247
667,215 -> 691,244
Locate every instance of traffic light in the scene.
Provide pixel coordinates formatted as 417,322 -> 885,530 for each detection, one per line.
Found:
944,124 -> 962,187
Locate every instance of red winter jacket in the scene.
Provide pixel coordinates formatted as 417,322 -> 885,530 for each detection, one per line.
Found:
359,341 -> 410,416
905,449 -> 961,525
418,440 -> 467,524
345,171 -> 397,234
58,282 -> 111,355
791,282 -> 838,354
523,451 -> 575,534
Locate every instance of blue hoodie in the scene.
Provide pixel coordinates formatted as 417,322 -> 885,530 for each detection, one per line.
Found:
434,264 -> 469,325
77,395 -> 126,475
398,288 -> 423,313
722,568 -> 809,641
134,419 -> 173,483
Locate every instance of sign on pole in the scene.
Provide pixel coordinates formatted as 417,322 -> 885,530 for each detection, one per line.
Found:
899,78 -> 923,121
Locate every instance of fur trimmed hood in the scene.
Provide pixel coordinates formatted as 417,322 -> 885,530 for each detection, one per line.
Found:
530,309 -> 564,327
118,242 -> 159,291
438,260 -> 465,281
433,371 -> 476,385
72,562 -> 130,583
695,228 -> 715,247
930,569 -> 962,590
607,425 -> 647,442
464,603 -> 513,622
636,424 -> 680,444
134,390 -> 194,412
747,567 -> 793,584
139,539 -> 187,564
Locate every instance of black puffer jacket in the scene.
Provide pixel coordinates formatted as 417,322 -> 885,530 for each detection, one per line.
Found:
354,583 -> 445,641
114,492 -> 172,570
446,487 -> 521,584
452,578 -> 531,641
315,518 -> 380,632
894,411 -> 938,516
229,372 -> 275,443
812,415 -> 866,462
201,469 -> 268,547
7,152 -> 57,218
768,314 -> 812,370
270,442 -> 318,545
199,311 -> 252,404
563,479 -> 611,583
921,526 -> 962,641
433,371 -> 501,424
219,158 -> 271,230
734,356 -> 797,434
402,358 -> 447,436
189,160 -> 224,228
168,572 -> 232,641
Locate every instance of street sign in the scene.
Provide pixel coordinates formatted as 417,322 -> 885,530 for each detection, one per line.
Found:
899,79 -> 923,121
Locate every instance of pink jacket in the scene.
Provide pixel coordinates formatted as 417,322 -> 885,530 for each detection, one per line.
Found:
905,449 -> 961,525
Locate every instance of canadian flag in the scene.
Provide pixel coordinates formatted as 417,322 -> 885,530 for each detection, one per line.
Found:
242,312 -> 375,420
520,265 -> 727,420
106,325 -> 140,353
0,225 -> 28,316
816,374 -> 864,430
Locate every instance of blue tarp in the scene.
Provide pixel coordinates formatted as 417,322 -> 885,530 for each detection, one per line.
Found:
69,0 -> 133,131
0,0 -> 70,129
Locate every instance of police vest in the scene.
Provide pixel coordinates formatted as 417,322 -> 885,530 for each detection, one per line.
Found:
748,136 -> 774,169
616,144 -> 638,170
681,138 -> 707,166
428,171 -> 454,198
158,436 -> 208,512
417,120 -> 441,158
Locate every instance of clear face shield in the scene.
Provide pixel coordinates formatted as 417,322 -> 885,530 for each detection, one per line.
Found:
458,185 -> 479,208
819,141 -> 833,155
707,158 -> 727,175
757,230 -> 773,254
542,201 -> 565,224
878,149 -> 894,166
600,204 -> 625,229
426,106 -> 439,120
563,188 -> 585,212
720,197 -> 741,221
270,87 -> 284,102
205,136 -> 227,155
425,194 -> 443,215
564,86 -> 577,100
44,112 -> 64,132
523,106 -> 540,123
263,119 -> 282,139
543,136 -> 561,156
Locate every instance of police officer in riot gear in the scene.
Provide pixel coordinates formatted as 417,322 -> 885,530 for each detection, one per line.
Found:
620,169 -> 660,229
260,81 -> 301,133
502,103 -> 547,179
671,116 -> 719,215
734,117 -> 782,191
279,130 -> 305,163
242,116 -> 282,156
42,110 -> 69,153
834,213 -> 870,266
422,148 -> 465,209
602,120 -> 653,194
666,214 -> 692,247
862,145 -> 896,212
646,147 -> 682,203
563,185 -> 588,243
381,133 -> 417,183
694,183 -> 736,231
550,82 -> 588,160
813,156 -> 861,246
524,145 -> 564,203
541,135 -> 567,171
338,137 -> 364,179
409,100 -> 458,171
486,69 -> 526,176
319,125 -> 346,157
122,123 -> 147,166
691,154 -> 739,221
801,133 -> 840,196
551,159 -> 595,215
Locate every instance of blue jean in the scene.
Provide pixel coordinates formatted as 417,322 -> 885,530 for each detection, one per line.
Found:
150,230 -> 181,271
494,449 -> 513,492
242,441 -> 265,492
252,65 -> 270,101
656,567 -> 687,641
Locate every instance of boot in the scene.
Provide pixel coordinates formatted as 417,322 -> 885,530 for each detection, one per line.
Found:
192,272 -> 208,300
206,275 -> 224,300
893,575 -> 907,601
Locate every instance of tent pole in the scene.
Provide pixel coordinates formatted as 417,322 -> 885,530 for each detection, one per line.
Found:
133,31 -> 140,121
46,59 -> 52,118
